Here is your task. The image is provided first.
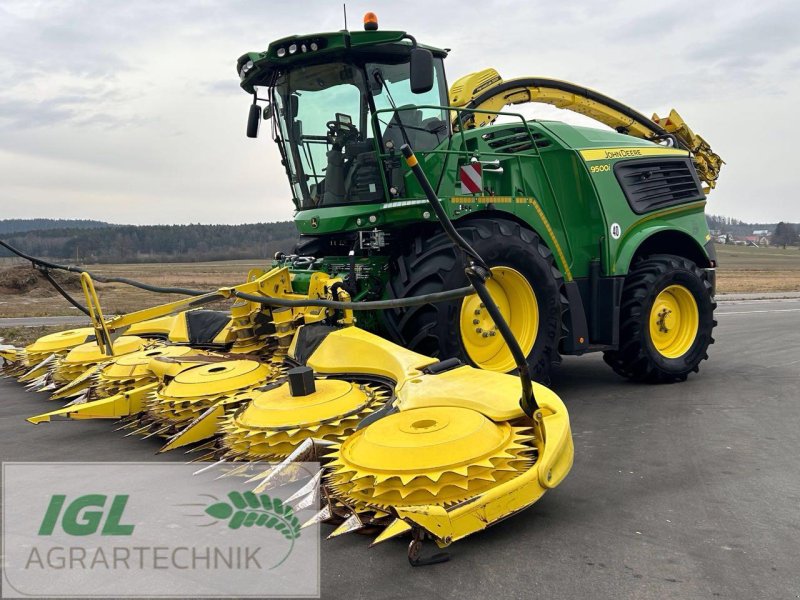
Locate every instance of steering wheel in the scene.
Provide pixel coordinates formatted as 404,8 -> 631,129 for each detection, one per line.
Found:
326,120 -> 359,147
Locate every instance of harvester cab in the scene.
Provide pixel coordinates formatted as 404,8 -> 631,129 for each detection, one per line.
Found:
241,21 -> 447,208
239,13 -> 722,385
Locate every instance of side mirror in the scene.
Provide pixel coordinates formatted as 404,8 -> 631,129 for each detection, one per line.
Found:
262,102 -> 272,120
246,103 -> 260,138
410,48 -> 434,94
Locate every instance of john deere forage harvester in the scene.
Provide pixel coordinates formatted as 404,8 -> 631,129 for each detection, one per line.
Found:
238,11 -> 722,383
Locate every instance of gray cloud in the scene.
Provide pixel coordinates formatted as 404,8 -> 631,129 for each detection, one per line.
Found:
0,0 -> 798,224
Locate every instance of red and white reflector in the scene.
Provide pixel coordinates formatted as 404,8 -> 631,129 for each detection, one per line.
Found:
459,162 -> 483,195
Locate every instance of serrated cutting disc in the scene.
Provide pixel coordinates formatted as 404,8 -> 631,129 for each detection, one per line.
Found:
221,380 -> 385,459
327,406 -> 535,507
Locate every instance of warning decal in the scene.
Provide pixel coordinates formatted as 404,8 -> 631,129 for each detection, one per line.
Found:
460,163 -> 483,195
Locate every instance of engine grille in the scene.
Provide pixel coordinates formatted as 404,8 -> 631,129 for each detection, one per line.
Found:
614,157 -> 705,214
481,127 -> 551,153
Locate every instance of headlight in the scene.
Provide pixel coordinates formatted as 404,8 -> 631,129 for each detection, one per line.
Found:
288,43 -> 298,54
310,42 -> 318,51
239,60 -> 254,80
276,47 -> 286,58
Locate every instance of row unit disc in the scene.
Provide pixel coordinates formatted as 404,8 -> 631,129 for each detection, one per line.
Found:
221,379 -> 388,459
146,359 -> 276,426
24,327 -> 95,366
94,345 -> 202,398
52,336 -> 147,385
326,406 -> 535,508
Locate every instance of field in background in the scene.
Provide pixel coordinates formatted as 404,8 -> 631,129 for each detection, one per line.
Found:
714,244 -> 800,292
1,245 -> 799,330
0,260 -> 265,320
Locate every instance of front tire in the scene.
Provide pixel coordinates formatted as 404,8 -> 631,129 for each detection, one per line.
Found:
603,254 -> 716,382
382,219 -> 564,382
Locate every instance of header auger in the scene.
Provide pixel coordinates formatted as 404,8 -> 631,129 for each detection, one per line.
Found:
2,11 -> 725,566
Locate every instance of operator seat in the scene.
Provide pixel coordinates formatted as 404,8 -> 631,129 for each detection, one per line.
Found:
383,105 -> 446,153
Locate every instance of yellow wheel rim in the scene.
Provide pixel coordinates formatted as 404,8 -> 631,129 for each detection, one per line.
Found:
459,266 -> 538,372
649,284 -> 699,359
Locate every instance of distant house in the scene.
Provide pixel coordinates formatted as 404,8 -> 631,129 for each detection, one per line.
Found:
743,235 -> 770,247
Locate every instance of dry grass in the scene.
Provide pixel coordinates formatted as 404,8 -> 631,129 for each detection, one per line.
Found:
0,325 -> 70,347
714,244 -> 800,293
0,260 -> 260,319
1,247 -> 798,322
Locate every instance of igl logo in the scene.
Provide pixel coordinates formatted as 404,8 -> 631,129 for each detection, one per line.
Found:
38,494 -> 135,536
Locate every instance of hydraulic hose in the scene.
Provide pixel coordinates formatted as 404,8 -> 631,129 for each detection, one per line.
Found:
400,143 -> 539,416
0,238 -> 474,312
0,240 -> 208,297
230,286 -> 473,310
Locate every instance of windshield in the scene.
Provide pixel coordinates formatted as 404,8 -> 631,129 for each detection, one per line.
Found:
272,56 -> 448,209
274,62 -> 367,206
367,60 -> 448,153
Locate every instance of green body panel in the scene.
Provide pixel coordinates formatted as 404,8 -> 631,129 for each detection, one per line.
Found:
246,27 -> 714,355
293,118 -> 711,281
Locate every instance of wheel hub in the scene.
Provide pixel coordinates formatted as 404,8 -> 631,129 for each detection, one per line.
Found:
459,266 -> 538,372
649,285 -> 700,359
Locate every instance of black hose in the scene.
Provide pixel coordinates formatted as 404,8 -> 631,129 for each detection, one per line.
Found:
400,143 -> 539,416
0,238 -> 475,311
464,77 -> 671,143
231,286 -> 474,310
465,266 -> 535,415
39,269 -> 91,316
0,240 -> 208,296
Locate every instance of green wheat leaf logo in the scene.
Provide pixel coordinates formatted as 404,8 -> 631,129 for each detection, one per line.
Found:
205,491 -> 301,540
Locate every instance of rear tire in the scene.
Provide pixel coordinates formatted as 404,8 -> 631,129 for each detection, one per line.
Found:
382,219 -> 564,382
603,254 -> 716,382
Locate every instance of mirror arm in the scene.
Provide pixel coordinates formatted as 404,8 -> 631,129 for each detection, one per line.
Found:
403,34 -> 418,49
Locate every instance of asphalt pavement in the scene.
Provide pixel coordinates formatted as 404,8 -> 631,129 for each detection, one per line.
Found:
1,299 -> 799,599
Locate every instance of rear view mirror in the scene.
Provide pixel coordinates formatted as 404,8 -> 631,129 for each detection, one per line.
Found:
262,102 -> 272,120
410,48 -> 434,94
246,103 -> 260,138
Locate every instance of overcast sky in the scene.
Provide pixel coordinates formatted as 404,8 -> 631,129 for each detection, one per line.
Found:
1,0 -> 799,224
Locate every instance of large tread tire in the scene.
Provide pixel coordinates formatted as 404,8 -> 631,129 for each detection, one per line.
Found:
381,219 -> 564,382
603,254 -> 716,383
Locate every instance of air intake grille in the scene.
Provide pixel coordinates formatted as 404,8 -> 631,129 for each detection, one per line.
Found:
614,157 -> 705,214
481,127 -> 551,154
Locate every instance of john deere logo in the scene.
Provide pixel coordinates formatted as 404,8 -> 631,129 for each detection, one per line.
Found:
38,494 -> 135,536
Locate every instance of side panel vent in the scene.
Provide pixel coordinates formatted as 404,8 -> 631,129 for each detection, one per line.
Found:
481,127 -> 551,154
614,157 -> 705,214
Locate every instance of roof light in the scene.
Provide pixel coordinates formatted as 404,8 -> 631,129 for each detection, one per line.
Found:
288,43 -> 298,54
310,41 -> 318,51
276,47 -> 286,57
239,60 -> 254,80
363,12 -> 378,31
